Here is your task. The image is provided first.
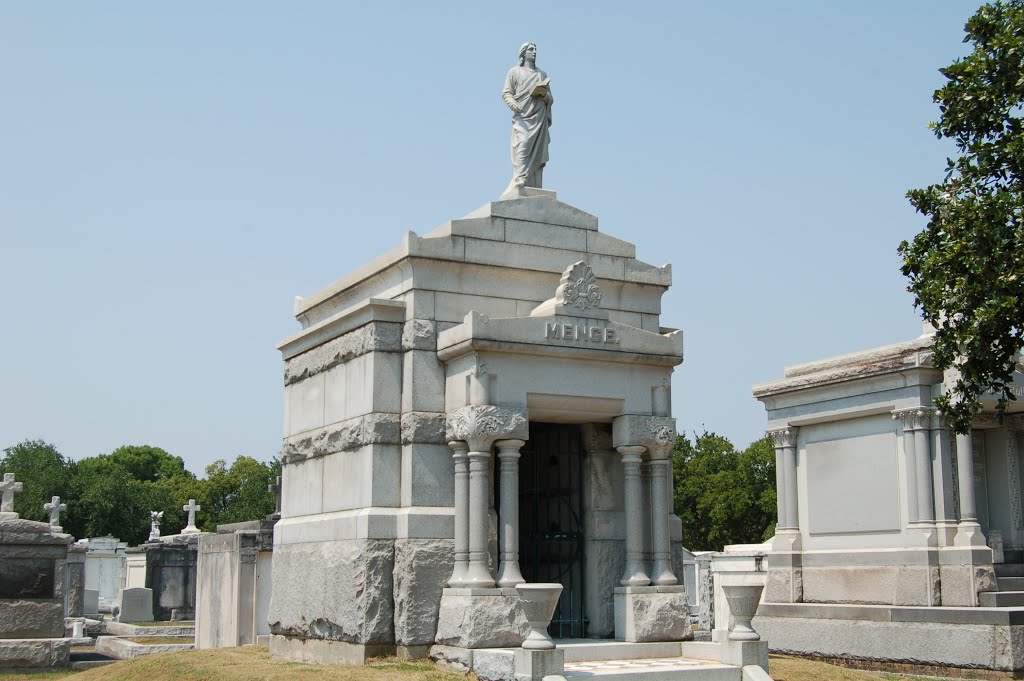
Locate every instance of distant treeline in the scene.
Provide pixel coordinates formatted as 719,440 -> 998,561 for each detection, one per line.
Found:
0,440 -> 280,545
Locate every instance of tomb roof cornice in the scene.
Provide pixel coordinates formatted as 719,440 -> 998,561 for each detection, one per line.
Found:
753,334 -> 939,399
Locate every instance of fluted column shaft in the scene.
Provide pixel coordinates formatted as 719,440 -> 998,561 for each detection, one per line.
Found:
448,441 -> 470,587
496,439 -> 526,587
619,446 -> 650,586
894,410 -> 920,523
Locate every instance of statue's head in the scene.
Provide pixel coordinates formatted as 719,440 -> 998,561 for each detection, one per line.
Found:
519,42 -> 537,66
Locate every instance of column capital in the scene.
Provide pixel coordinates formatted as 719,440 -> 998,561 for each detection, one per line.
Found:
767,427 -> 798,448
446,405 -> 528,451
612,415 -> 676,458
892,406 -> 937,431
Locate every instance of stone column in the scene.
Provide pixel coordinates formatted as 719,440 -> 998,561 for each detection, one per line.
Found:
954,428 -> 985,547
893,409 -> 920,524
496,438 -> 526,587
647,427 -> 678,586
914,409 -> 936,524
445,404 -> 528,589
466,448 -> 493,587
618,446 -> 651,586
448,440 -> 470,587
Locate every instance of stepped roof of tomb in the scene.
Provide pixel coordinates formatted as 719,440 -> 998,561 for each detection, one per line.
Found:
752,329 -> 938,398
291,191 -> 672,326
0,517 -> 74,545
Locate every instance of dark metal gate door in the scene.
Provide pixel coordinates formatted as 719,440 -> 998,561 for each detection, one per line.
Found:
517,422 -> 586,639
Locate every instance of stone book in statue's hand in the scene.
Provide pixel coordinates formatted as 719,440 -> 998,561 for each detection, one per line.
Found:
531,79 -> 550,98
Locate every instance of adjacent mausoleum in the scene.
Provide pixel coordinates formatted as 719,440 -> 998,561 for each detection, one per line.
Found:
753,323 -> 1024,675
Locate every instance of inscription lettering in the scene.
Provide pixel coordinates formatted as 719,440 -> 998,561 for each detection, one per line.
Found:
543,322 -> 619,345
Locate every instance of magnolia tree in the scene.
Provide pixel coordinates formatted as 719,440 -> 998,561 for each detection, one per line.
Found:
900,0 -> 1024,433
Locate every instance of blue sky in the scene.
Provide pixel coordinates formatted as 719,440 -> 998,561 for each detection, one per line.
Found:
1,2 -> 978,473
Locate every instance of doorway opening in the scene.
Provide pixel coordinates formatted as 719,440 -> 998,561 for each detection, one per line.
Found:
517,422 -> 587,638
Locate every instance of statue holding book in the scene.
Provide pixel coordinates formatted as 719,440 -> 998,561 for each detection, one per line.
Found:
502,42 -> 553,194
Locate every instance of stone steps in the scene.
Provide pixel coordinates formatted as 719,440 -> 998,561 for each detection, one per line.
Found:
564,657 -> 740,681
979,590 -> 1024,607
556,640 -> 744,681
997,576 -> 1024,591
994,563 -> 1024,578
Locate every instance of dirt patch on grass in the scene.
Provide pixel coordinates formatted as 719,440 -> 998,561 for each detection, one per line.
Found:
770,655 -> 946,681
68,646 -> 470,681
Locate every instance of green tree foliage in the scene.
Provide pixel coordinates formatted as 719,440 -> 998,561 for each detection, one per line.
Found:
0,440 -> 73,524
107,445 -> 188,482
201,456 -> 281,527
1,438 -> 279,544
900,0 -> 1024,433
673,432 -> 776,551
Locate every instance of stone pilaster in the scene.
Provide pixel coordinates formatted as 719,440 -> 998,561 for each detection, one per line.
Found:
893,409 -> 921,524
954,428 -> 985,547
768,428 -> 799,532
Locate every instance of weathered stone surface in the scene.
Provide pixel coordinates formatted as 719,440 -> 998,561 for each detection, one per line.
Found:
582,539 -> 624,638
0,601 -> 64,638
435,590 -> 528,649
401,412 -> 446,445
429,644 -> 472,673
0,559 -> 55,599
0,519 -> 73,546
402,319 -> 436,351
269,540 -> 395,645
0,638 -> 70,668
284,321 -> 402,385
283,414 -> 401,463
697,558 -> 714,632
393,540 -> 452,646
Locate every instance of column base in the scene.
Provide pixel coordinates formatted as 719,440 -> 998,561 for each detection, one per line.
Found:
435,588 -> 528,649
613,586 -> 690,642
953,521 -> 987,548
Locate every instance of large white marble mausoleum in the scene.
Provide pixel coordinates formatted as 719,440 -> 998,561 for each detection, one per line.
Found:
268,188 -> 706,670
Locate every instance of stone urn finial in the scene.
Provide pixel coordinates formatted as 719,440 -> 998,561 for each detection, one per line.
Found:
515,583 -> 563,650
722,583 -> 764,641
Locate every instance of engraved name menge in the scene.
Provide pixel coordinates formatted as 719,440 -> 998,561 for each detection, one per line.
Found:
544,322 -> 619,344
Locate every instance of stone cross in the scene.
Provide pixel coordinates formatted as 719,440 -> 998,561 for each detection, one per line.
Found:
0,473 -> 24,518
149,510 -> 163,542
43,495 -> 67,532
181,498 -> 201,534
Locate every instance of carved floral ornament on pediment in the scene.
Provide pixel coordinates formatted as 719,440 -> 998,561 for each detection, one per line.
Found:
555,261 -> 603,311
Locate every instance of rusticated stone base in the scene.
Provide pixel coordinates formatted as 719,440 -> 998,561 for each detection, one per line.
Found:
434,588 -> 528,649
269,634 -> 393,665
268,539 -> 395,647
393,539 -> 452,646
614,585 -> 691,642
